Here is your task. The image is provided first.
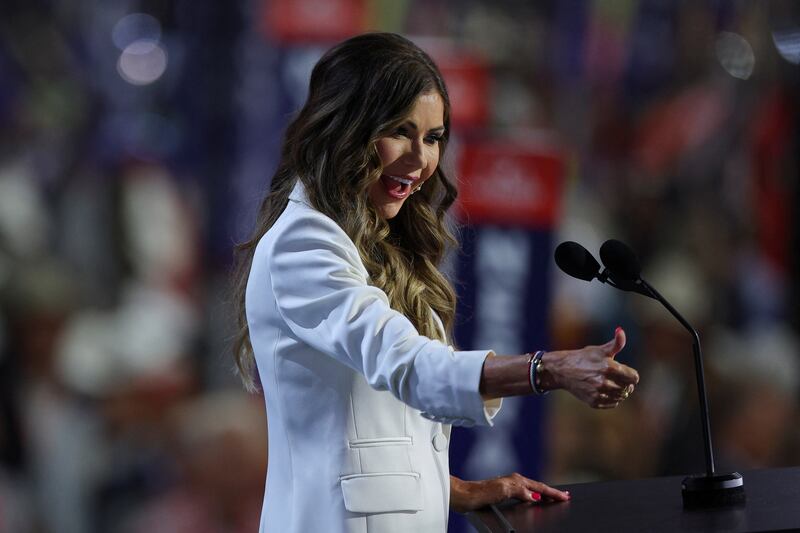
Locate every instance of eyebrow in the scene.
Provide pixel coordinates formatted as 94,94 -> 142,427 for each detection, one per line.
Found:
403,120 -> 446,134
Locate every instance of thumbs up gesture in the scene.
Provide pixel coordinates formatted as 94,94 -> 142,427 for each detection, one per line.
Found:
538,327 -> 640,408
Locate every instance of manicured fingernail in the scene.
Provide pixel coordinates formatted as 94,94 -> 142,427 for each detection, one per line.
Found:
531,492 -> 541,501
615,326 -> 622,334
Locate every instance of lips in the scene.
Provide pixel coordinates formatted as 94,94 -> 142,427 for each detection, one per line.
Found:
380,174 -> 418,199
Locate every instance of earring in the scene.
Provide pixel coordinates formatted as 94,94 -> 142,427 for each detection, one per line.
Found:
411,183 -> 423,195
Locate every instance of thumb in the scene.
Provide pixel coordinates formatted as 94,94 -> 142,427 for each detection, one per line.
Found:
604,326 -> 626,358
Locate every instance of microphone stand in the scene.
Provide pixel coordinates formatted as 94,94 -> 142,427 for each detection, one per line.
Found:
556,240 -> 744,506
636,278 -> 745,508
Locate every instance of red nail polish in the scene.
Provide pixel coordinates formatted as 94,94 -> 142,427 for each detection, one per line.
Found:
532,492 -> 542,501
615,326 -> 622,334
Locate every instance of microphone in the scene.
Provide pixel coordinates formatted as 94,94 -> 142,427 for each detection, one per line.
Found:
554,241 -> 651,298
599,239 -> 641,281
595,239 -> 745,508
554,241 -> 604,282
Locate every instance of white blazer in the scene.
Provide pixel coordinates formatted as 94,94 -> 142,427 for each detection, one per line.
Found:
246,182 -> 501,533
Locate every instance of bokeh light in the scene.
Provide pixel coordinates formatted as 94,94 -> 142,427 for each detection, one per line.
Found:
1,2 -> 800,532
715,31 -> 755,80
772,28 -> 800,64
116,40 -> 168,85
111,13 -> 161,50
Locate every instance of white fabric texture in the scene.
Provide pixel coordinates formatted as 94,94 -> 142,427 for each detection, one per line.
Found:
247,182 -> 501,533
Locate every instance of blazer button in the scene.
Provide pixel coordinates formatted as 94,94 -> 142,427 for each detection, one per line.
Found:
432,433 -> 448,452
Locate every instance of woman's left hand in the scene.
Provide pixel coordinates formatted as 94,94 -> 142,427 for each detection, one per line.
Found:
450,473 -> 570,513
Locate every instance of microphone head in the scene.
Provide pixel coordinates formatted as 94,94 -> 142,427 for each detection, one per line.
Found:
554,241 -> 602,282
599,239 -> 642,281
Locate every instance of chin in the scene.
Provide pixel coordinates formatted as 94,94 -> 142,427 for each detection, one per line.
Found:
377,203 -> 403,219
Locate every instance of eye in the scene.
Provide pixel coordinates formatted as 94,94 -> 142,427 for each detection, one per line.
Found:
424,134 -> 443,145
392,126 -> 410,138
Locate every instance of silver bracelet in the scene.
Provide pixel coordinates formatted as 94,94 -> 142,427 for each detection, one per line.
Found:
528,350 -> 548,395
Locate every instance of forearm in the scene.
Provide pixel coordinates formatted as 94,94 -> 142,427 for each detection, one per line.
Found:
450,475 -> 476,513
479,352 -> 560,400
478,328 -> 637,405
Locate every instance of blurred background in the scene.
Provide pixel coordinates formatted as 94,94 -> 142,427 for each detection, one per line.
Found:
0,0 -> 798,531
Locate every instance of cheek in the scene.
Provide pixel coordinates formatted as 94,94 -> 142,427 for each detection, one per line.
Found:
424,146 -> 441,177
376,139 -> 399,167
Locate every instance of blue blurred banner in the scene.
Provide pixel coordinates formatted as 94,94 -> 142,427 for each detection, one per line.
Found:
449,141 -> 564,531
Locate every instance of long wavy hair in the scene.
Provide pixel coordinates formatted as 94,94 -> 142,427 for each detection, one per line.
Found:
231,33 -> 459,391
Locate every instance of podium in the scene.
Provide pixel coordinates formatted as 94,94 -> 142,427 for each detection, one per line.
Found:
466,467 -> 800,532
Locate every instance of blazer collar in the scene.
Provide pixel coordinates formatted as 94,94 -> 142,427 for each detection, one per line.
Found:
288,180 -> 310,205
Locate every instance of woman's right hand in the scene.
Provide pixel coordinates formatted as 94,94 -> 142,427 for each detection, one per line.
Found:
538,327 -> 639,408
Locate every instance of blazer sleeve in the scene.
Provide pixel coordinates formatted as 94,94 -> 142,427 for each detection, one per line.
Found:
267,206 -> 498,427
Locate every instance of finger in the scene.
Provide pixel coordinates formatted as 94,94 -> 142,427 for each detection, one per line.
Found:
497,474 -> 533,503
606,326 -> 626,359
595,400 -> 621,409
606,361 -> 640,386
598,326 -> 626,357
508,482 -> 541,503
617,383 -> 635,399
602,382 -> 635,400
591,392 -> 622,408
609,389 -> 634,403
528,480 -> 570,501
598,379 -> 626,394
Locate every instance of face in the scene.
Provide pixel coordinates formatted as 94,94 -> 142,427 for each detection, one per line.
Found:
368,91 -> 445,219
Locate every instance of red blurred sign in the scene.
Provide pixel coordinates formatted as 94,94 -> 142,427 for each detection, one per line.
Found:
262,0 -> 366,43
456,142 -> 564,228
436,52 -> 489,130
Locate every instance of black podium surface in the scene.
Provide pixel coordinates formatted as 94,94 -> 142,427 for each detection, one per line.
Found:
467,467 -> 800,532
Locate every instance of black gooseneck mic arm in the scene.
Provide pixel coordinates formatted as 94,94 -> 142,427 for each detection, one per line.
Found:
556,240 -> 745,507
603,274 -> 654,299
636,278 -> 715,477
595,239 -> 744,508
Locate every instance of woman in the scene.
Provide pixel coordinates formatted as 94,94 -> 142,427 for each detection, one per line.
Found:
231,33 -> 639,533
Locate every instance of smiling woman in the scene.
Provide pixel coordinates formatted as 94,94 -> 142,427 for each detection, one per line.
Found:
229,32 -> 638,533
369,92 -> 444,219
369,93 -> 445,218
233,33 -> 463,386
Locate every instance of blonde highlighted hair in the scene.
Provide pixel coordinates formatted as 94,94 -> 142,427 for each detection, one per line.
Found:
231,33 -> 458,391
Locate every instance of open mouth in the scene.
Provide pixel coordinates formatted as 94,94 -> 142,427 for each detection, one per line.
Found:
380,174 -> 417,199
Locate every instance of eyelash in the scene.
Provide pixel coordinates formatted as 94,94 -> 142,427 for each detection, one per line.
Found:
393,128 -> 443,145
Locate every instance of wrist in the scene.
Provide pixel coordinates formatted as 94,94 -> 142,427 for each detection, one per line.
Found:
527,351 -> 548,395
480,353 -> 533,399
536,351 -> 561,392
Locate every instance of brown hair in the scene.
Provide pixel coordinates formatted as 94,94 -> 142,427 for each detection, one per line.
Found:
231,33 -> 458,391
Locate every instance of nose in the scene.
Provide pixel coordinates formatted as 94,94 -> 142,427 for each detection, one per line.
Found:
404,137 -> 426,170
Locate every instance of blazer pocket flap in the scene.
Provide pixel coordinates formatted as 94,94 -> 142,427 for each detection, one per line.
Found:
340,473 -> 423,513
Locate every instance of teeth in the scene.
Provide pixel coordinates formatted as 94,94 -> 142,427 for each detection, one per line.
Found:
387,175 -> 414,185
